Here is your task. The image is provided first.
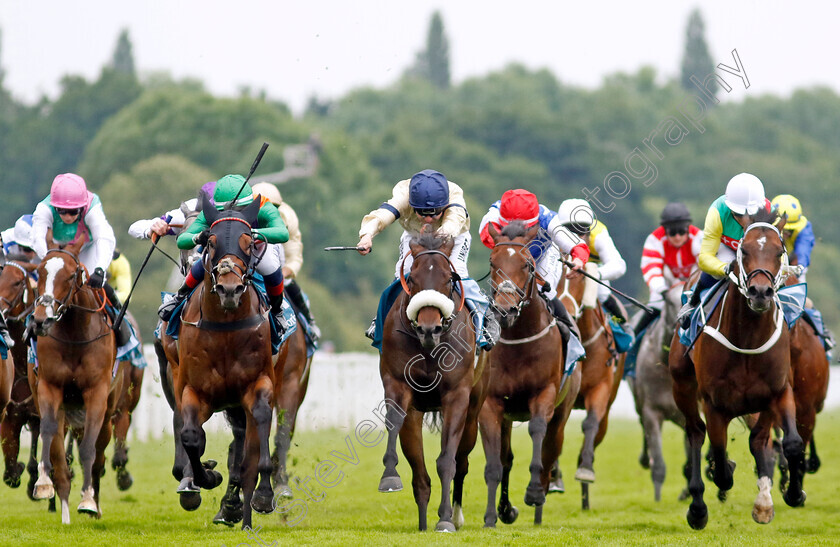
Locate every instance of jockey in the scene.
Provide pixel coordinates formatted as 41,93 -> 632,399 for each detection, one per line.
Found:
129,180 -> 216,241
159,174 -> 289,327
629,202 -> 703,334
557,198 -> 629,323
30,173 -> 132,345
356,169 -> 498,349
252,181 -> 320,342
478,188 -> 588,343
771,194 -> 814,283
677,173 -> 771,327
1,214 -> 38,262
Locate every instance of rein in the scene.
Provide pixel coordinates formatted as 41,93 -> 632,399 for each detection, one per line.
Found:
700,288 -> 785,355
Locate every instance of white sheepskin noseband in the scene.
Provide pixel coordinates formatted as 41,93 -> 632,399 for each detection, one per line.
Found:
406,289 -> 455,322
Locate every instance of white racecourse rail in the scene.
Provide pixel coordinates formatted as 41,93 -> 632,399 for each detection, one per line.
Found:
122,347 -> 840,442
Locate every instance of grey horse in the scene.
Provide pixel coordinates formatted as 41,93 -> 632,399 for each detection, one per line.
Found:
630,280 -> 690,502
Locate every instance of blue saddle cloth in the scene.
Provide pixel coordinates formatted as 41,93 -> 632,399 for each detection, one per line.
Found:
284,290 -> 319,358
162,277 -> 295,355
608,316 -> 634,354
0,338 -> 7,360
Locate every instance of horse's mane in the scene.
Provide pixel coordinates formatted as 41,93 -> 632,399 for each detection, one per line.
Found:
748,207 -> 779,227
411,232 -> 450,250
500,220 -> 529,240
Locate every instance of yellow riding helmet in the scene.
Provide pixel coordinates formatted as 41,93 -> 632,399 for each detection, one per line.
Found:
771,194 -> 807,230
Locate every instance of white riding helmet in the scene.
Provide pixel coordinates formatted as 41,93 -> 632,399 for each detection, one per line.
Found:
13,215 -> 35,249
724,173 -> 765,215
557,198 -> 596,230
251,182 -> 283,206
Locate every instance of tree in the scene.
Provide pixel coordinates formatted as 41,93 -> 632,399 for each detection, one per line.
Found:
111,29 -> 136,77
680,8 -> 716,99
405,11 -> 451,89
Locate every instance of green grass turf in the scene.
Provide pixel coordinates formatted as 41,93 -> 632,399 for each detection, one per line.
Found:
3,410 -> 840,546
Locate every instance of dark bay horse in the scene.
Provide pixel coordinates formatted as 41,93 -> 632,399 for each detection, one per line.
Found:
551,260 -> 624,509
271,323 -> 312,499
480,222 -> 580,526
160,196 -> 278,530
631,280 -> 690,501
29,238 -> 120,523
0,256 -> 41,495
669,211 -> 805,529
377,232 -> 487,532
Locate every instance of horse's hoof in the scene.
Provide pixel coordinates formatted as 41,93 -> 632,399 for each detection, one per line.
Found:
717,489 -> 728,502
33,482 -> 55,500
378,476 -> 403,493
453,503 -> 464,530
251,490 -> 275,514
179,491 -> 202,511
678,488 -> 690,502
77,501 -> 98,516
639,452 -> 650,470
752,504 -> 774,524
196,469 -> 223,490
548,477 -> 565,494
116,468 -> 133,491
783,489 -> 806,508
686,504 -> 708,530
807,456 -> 821,474
575,467 -> 596,483
3,462 -> 25,488
524,484 -> 545,507
214,497 -> 244,526
274,484 -> 293,499
498,504 -> 519,525
202,459 -> 218,470
26,475 -> 38,501
435,520 -> 456,533
212,512 -> 236,527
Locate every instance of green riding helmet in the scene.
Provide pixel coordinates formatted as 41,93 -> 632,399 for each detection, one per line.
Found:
213,174 -> 254,210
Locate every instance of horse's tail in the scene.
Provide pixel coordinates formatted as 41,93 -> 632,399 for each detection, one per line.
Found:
424,411 -> 442,434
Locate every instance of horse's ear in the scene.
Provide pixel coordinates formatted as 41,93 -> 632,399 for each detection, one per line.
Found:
22,262 -> 38,273
409,239 -> 422,256
525,223 -> 541,242
776,212 -> 788,232
440,236 -> 455,256
488,222 -> 501,244
66,234 -> 86,256
46,229 -> 59,250
242,198 -> 261,229
201,191 -> 220,225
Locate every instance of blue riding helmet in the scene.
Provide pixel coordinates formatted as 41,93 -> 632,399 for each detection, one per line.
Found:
408,169 -> 449,210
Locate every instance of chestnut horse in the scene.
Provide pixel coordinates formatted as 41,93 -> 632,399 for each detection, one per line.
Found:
29,238 -> 119,523
377,232 -> 487,532
480,222 -> 580,526
669,211 -> 805,529
0,256 -> 41,496
551,260 -> 625,509
109,312 -> 145,491
160,196 -> 279,530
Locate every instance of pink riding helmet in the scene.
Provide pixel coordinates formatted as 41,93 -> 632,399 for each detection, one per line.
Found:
50,173 -> 91,209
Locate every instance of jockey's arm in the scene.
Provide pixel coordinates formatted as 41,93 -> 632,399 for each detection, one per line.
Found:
697,207 -> 728,278
641,231 -> 667,295
176,213 -> 209,250
477,206 -> 500,249
85,203 -> 117,272
793,221 -> 815,269
593,228 -> 625,281
252,203 -> 289,244
277,202 -> 303,277
30,202 -> 53,259
128,205 -> 187,239
357,180 -> 411,254
547,216 -> 589,266
437,182 -> 468,239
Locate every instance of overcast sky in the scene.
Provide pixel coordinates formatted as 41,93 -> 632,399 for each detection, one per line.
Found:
1,0 -> 836,114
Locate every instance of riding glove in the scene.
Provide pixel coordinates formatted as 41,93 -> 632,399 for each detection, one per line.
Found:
89,267 -> 106,289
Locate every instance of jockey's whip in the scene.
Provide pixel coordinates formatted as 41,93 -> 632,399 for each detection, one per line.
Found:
112,226 -> 167,333
324,246 -> 369,252
227,142 -> 269,209
558,257 -> 654,314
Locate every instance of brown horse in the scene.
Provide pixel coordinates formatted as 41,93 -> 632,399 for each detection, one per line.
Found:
160,196 -> 279,530
28,238 -> 120,523
377,232 -> 487,532
551,260 -> 624,509
271,322 -> 312,499
0,256 -> 41,495
480,222 -> 580,527
669,211 -> 805,529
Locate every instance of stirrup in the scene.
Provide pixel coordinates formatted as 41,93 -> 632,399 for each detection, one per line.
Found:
677,303 -> 694,329
364,319 -> 376,341
481,315 -> 500,350
1,329 -> 13,348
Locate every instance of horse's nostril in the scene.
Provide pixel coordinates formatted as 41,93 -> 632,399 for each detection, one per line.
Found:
763,287 -> 774,299
433,326 -> 443,335
747,286 -> 758,297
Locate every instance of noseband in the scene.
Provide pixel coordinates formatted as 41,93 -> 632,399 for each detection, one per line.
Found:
399,249 -> 465,332
204,216 -> 257,292
489,241 -> 537,316
34,248 -> 83,322
732,222 -> 787,298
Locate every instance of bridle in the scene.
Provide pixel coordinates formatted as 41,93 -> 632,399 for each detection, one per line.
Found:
0,261 -> 36,322
33,248 -> 85,323
731,222 -> 788,298
489,241 -> 537,318
203,216 -> 261,293
399,249 -> 465,332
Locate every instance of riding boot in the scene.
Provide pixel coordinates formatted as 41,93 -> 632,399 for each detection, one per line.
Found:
102,283 -> 132,347
602,293 -> 630,324
285,281 -> 320,342
550,298 -> 581,340
677,286 -> 703,329
629,308 -> 660,335
482,312 -> 501,350
269,295 -> 287,339
159,281 -> 192,321
0,312 -> 13,348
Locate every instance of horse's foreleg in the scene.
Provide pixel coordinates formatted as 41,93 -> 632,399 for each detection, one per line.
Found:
524,387 -> 555,509
33,382 -> 62,502
576,382 -> 610,484
1,412 -> 25,487
749,410 -> 776,523
214,408 -> 245,526
807,437 -> 820,474
398,410 -> 430,531
112,364 -> 143,491
90,403 -> 113,520
434,386 -> 470,532
243,375 -> 275,517
498,417 -> 518,524
180,387 -> 220,491
704,407 -> 734,494
49,413 -> 72,524
378,384 -> 408,494
26,418 -> 40,499
640,406 -> 666,501
452,385 -> 482,530
77,383 -> 109,517
775,385 -> 806,507
478,399 -> 503,528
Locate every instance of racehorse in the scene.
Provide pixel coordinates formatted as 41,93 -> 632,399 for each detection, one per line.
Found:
630,279 -> 690,501
0,255 -> 41,496
377,231 -> 487,532
550,260 -> 624,510
669,210 -> 805,529
28,238 -> 120,523
109,312 -> 144,491
271,323 -> 312,499
479,222 -> 580,526
160,195 -> 278,530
